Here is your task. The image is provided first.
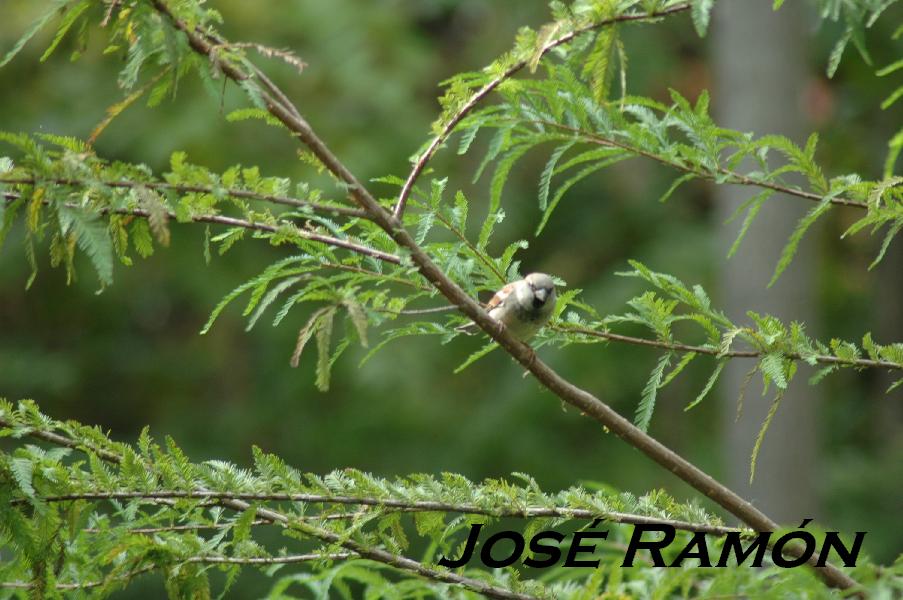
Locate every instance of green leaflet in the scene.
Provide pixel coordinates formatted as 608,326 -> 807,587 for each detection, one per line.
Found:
768,194 -> 834,287
358,322 -> 446,367
245,276 -> 304,331
685,359 -> 726,411
870,218 -> 903,270
40,0 -> 91,63
342,298 -> 370,348
454,341 -> 499,374
0,0 -> 70,68
726,190 -> 772,259
759,353 -> 789,390
582,26 -> 618,105
749,391 -> 783,484
535,155 -> 625,235
201,256 -> 309,335
658,173 -> 695,204
480,143 -> 534,249
660,351 -> 697,388
57,205 -> 114,288
690,0 -> 714,37
538,140 -> 576,211
635,353 -> 673,432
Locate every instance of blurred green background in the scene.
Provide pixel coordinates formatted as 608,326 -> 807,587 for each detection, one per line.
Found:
0,0 -> 900,587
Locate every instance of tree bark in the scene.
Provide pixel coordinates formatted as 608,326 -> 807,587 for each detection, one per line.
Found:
712,0 -> 820,523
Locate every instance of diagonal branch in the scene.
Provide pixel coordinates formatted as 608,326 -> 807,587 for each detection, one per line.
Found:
149,1 -> 860,593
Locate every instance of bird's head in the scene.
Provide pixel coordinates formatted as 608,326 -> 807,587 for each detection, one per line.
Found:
525,272 -> 555,307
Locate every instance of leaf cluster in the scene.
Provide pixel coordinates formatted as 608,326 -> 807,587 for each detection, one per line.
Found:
457,64 -> 902,276
552,261 -> 903,432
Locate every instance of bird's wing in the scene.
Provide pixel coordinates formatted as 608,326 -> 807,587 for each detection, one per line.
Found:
485,282 -> 516,312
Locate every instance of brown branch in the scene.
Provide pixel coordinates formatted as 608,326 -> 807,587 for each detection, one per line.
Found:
20,490 -> 741,537
528,120 -> 869,209
148,1 -> 863,593
554,324 -> 902,371
391,3 -> 693,219
0,176 -> 367,218
0,192 -> 400,265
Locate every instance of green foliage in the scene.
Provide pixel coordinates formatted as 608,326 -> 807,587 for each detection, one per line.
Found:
798,0 -> 896,77
458,62 -> 902,272
841,176 -> 903,269
0,0 -> 897,466
0,134 -> 388,295
551,261 -> 903,430
2,399 -> 901,598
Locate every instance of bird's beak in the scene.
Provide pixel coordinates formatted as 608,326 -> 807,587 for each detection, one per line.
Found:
534,288 -> 548,303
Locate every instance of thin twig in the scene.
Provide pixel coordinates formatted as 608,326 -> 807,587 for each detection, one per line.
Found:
82,520 -> 269,534
190,552 -> 352,565
17,489 -> 742,536
0,193 -> 400,265
317,261 -> 432,291
0,176 -> 367,218
218,42 -> 306,74
391,3 -> 692,219
526,120 -> 868,209
204,30 -> 305,123
374,305 -> 460,315
554,324 -> 902,371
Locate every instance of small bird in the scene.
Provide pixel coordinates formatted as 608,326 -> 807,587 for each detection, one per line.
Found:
458,272 -> 557,341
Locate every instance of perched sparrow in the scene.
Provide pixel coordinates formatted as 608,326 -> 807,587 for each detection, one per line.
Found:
458,272 -> 557,341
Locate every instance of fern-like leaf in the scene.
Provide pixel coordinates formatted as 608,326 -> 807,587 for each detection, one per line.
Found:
768,195 -> 833,287
58,205 -> 114,288
636,353 -> 672,432
749,391 -> 783,484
